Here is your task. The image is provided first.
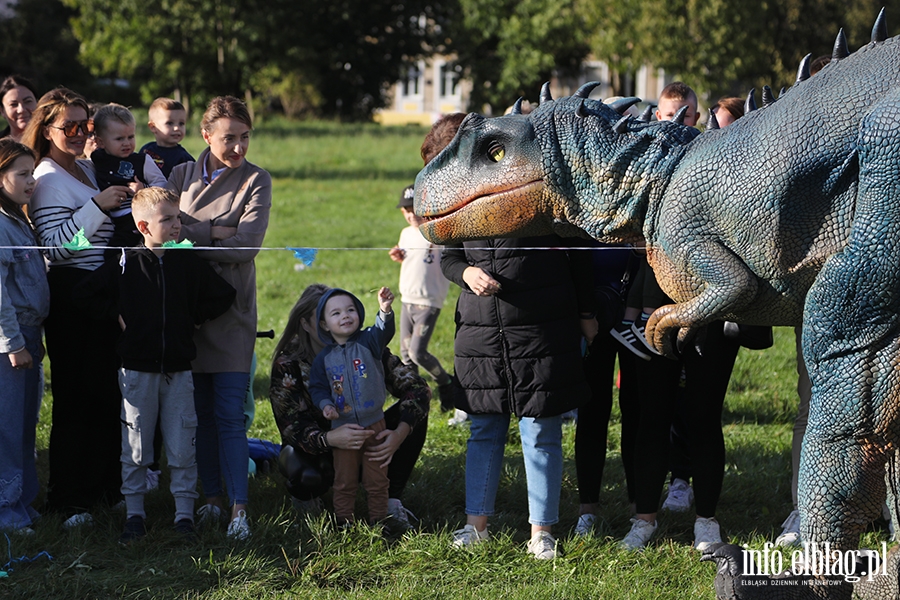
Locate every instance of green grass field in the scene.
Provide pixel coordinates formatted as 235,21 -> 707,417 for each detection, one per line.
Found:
5,119 -> 890,599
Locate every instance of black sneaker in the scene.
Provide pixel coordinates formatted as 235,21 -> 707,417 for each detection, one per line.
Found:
436,375 -> 458,412
609,322 -> 652,361
174,518 -> 197,540
119,515 -> 146,545
380,514 -> 413,540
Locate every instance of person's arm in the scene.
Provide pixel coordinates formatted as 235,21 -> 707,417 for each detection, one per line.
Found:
440,243 -> 471,288
142,154 -> 167,188
0,248 -> 23,356
29,175 -> 112,263
561,236 -> 599,343
191,257 -> 237,324
308,353 -> 338,415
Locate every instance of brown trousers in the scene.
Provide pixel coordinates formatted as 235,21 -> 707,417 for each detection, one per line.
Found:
331,418 -> 389,523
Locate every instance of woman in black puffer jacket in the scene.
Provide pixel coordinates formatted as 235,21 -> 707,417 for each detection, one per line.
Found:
442,235 -> 596,558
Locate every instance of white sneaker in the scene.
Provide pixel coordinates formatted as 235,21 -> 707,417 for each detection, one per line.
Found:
527,530 -> 558,559
452,523 -> 489,548
387,498 -> 418,527
145,469 -> 161,491
693,516 -> 723,552
63,512 -> 94,529
227,510 -> 251,540
573,513 -> 597,537
447,409 -> 469,426
661,478 -> 694,512
775,509 -> 801,547
197,503 -> 224,527
619,518 -> 657,550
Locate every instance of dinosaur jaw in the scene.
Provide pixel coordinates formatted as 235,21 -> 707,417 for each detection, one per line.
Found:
417,180 -> 546,244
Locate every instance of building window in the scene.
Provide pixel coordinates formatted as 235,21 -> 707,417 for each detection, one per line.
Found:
440,63 -> 459,98
402,67 -> 421,97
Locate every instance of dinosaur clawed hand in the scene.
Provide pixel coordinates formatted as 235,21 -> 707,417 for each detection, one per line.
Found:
646,304 -> 703,359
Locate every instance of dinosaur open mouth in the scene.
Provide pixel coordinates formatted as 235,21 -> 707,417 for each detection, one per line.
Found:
422,180 -> 544,222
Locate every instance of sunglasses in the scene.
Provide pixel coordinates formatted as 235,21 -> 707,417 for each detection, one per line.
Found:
49,119 -> 94,137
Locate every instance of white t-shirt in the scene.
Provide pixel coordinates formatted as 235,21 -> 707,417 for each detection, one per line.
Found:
397,225 -> 450,309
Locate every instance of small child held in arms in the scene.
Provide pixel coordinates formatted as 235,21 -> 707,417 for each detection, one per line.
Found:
140,98 -> 194,178
90,103 -> 167,252
308,287 -> 396,527
0,139 -> 48,535
75,187 -> 235,544
389,184 -> 455,411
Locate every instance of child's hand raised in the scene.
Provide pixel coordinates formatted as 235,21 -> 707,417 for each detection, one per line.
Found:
388,246 -> 405,263
378,287 -> 394,313
323,405 -> 339,420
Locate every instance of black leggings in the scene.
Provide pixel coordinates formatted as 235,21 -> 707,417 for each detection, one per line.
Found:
279,401 -> 429,502
575,332 -> 639,505
632,322 -> 739,517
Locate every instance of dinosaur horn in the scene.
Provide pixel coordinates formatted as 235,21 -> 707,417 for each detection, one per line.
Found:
613,115 -> 629,134
575,99 -> 589,118
779,87 -> 786,98
573,82 -> 602,99
510,97 -> 525,115
707,108 -> 719,130
672,105 -> 688,124
637,105 -> 653,122
540,82 -> 553,104
761,85 -> 776,106
872,7 -> 887,43
607,97 -> 641,114
745,88 -> 757,113
832,28 -> 849,59
796,53 -> 812,84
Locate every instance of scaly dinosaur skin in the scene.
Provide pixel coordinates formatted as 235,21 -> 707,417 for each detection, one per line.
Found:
414,13 -> 900,600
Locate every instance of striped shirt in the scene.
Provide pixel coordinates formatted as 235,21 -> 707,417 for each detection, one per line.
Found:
30,157 -> 114,271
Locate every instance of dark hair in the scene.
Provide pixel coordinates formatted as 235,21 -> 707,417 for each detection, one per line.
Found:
421,113 -> 466,165
0,138 -> 36,226
21,88 -> 90,159
810,55 -> 832,76
201,95 -> 252,134
272,283 -> 332,366
714,97 -> 744,122
0,75 -> 36,104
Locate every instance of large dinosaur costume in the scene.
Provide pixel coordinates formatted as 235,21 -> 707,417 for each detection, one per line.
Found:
414,11 -> 900,599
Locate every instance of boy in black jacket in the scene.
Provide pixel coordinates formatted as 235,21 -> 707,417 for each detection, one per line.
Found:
76,187 -> 235,544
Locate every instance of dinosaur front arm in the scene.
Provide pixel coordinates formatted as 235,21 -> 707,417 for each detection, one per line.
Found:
646,241 -> 758,356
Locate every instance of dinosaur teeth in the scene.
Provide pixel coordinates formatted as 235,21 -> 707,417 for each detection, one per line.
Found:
833,28 -> 849,59
872,7 -> 888,43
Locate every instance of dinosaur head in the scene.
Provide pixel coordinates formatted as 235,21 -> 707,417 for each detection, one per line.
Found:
414,111 -> 550,244
415,83 -> 698,245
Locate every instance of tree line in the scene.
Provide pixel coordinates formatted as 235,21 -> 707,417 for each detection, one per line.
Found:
0,0 -> 895,119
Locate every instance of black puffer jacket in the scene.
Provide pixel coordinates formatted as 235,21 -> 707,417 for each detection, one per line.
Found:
441,235 -> 593,418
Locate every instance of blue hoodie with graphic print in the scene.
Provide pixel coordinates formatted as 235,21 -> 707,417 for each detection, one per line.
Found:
309,288 -> 395,428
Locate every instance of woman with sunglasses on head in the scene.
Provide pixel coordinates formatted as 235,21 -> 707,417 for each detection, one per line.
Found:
23,88 -> 132,527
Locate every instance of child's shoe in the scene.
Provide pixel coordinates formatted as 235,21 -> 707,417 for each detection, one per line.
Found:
196,503 -> 224,527
619,517 -> 657,551
573,513 -> 597,537
447,409 -> 469,426
775,509 -> 801,547
227,510 -> 251,540
610,322 -> 652,360
387,498 -> 418,527
119,515 -> 146,545
661,478 -> 694,512
63,512 -> 94,529
174,518 -> 197,540
451,523 -> 489,548
693,516 -> 723,552
526,530 -> 558,559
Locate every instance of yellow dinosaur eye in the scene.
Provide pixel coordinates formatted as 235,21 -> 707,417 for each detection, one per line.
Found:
488,142 -> 505,162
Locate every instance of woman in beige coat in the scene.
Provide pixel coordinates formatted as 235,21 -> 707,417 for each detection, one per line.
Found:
166,96 -> 271,540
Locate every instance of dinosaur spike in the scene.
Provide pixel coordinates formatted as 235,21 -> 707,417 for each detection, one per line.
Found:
761,85 -> 776,106
573,82 -> 601,99
707,108 -> 719,130
872,8 -> 888,43
779,87 -> 786,98
745,89 -> 757,113
606,97 -> 641,115
796,53 -> 812,84
638,105 -> 653,122
540,82 -> 553,104
832,28 -> 849,59
510,97 -> 524,115
613,115 -> 629,134
672,105 -> 688,125
575,99 -> 588,119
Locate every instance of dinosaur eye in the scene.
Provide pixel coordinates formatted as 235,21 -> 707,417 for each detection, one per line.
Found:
487,141 -> 505,162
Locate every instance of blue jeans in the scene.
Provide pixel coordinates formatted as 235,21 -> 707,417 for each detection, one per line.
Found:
0,325 -> 42,530
465,413 -> 563,526
193,372 -> 250,506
